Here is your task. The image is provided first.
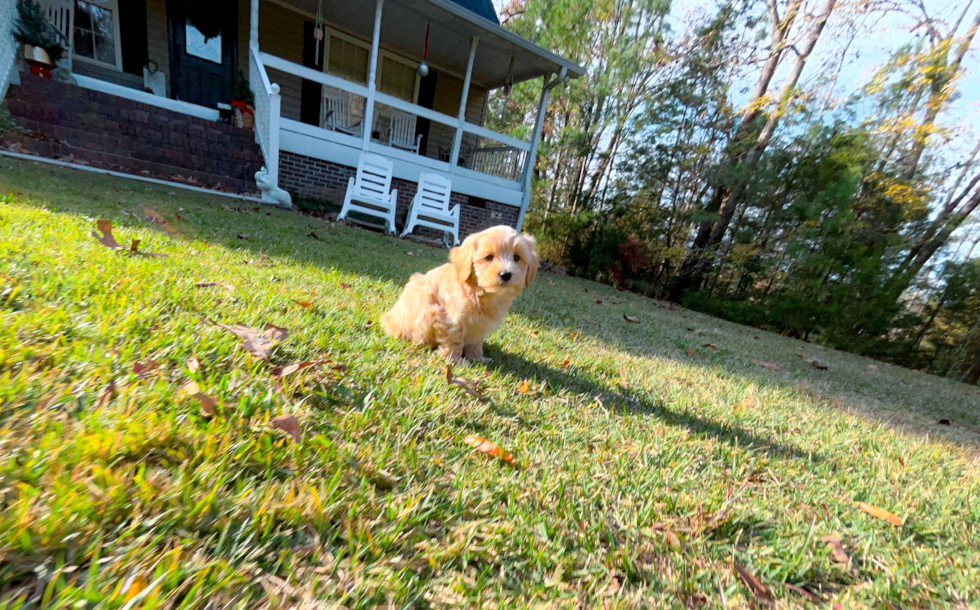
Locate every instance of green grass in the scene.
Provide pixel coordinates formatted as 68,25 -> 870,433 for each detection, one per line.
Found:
1,156 -> 978,609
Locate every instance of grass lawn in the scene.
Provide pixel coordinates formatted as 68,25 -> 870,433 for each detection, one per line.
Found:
1,156 -> 979,609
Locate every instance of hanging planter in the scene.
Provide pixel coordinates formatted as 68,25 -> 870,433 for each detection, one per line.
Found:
186,0 -> 223,41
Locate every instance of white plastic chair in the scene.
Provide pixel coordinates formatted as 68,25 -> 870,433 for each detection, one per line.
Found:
387,110 -> 423,154
400,173 -> 459,246
321,90 -> 362,137
338,153 -> 398,234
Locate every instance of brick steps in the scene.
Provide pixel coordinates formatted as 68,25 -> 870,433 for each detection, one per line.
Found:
4,74 -> 264,194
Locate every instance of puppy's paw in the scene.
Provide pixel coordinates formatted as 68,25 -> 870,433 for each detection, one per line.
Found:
462,344 -> 485,363
439,344 -> 464,364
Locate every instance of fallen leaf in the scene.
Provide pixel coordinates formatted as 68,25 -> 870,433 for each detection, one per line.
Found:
196,281 -> 235,291
92,220 -> 123,249
263,322 -> 289,342
686,349 -> 698,357
271,359 -> 342,378
309,231 -> 320,240
596,299 -> 604,305
95,379 -> 116,409
868,364 -> 879,371
529,330 -> 539,337
186,356 -> 200,373
142,207 -> 180,236
807,359 -> 828,370
783,583 -> 824,603
736,397 -> 754,410
129,239 -> 141,253
938,418 -> 951,426
214,322 -> 280,360
182,381 -> 218,417
619,367 -> 630,388
405,250 -> 414,256
122,574 -> 149,603
623,314 -> 640,323
272,414 -> 302,442
570,331 -> 578,342
855,501 -> 903,526
518,379 -> 531,393
665,530 -> 682,551
446,364 -> 485,401
752,359 -> 782,370
561,354 -> 571,369
702,343 -> 718,350
291,299 -> 313,308
237,234 -> 250,240
733,562 -> 770,601
583,288 -> 589,292
546,279 -> 556,286
822,535 -> 850,564
133,359 -> 160,377
462,434 -> 514,464
340,282 -> 352,289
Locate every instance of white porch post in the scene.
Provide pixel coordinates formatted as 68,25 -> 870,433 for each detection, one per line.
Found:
516,68 -> 565,232
249,0 -> 259,47
268,83 -> 282,186
449,36 -> 479,171
362,0 -> 385,150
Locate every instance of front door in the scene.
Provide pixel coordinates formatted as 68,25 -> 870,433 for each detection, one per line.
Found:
167,0 -> 237,109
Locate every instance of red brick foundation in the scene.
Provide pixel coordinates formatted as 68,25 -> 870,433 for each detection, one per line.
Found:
3,73 -> 264,194
279,151 -> 520,240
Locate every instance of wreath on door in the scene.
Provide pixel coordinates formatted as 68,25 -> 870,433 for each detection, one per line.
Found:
186,0 -> 223,41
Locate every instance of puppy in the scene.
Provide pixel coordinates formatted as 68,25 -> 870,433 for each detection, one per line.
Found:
381,225 -> 539,363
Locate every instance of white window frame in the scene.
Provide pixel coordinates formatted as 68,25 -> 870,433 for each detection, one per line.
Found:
322,27 -> 419,104
72,0 -> 123,71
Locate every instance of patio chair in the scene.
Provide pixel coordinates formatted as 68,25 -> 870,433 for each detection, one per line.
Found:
338,153 -> 398,234
321,91 -> 362,137
400,173 -> 459,246
387,110 -> 423,154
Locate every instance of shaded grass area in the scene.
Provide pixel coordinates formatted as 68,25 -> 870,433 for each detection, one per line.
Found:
1,157 -> 978,609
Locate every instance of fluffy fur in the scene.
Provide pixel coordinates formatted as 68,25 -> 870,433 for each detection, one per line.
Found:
381,225 -> 540,363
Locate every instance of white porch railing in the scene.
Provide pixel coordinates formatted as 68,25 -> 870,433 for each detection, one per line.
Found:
0,0 -> 16,99
258,51 -> 531,191
249,44 -> 282,188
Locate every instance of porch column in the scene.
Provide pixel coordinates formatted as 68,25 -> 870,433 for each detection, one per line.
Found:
516,68 -> 566,232
249,0 -> 259,47
449,36 -> 479,171
362,0 -> 385,150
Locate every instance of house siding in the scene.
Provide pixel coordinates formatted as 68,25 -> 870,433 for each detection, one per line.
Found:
146,0 -> 170,95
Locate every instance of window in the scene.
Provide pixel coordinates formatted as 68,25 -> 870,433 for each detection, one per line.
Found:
323,30 -> 419,103
185,23 -> 221,64
379,55 -> 418,103
327,36 -> 368,85
73,0 -> 121,68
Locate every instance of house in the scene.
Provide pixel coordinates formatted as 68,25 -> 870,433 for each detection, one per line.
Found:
0,0 -> 583,236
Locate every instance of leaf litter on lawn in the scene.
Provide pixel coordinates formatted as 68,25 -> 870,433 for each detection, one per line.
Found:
211,321 -> 290,360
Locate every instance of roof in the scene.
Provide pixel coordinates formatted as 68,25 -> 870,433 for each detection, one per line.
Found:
449,0 -> 498,23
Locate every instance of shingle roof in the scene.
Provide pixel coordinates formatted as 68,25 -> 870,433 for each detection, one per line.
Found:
450,0 -> 498,23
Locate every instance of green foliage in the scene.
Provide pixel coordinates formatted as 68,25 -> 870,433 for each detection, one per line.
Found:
12,0 -> 65,64
232,71 -> 255,106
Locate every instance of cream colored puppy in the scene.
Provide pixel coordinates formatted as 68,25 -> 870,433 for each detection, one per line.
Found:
381,225 -> 539,363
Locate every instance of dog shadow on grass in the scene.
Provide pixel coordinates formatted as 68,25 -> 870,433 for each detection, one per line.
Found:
481,348 -> 823,465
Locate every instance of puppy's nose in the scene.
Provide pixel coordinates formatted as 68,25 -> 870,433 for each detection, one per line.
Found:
499,271 -> 513,282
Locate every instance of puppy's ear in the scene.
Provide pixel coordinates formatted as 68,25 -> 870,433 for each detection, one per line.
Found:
521,234 -> 540,288
450,234 -> 479,284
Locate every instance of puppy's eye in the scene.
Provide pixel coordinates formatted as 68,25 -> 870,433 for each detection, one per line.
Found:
514,254 -> 521,262
484,254 -> 494,261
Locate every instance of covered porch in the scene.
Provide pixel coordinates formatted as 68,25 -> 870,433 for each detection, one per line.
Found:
247,0 -> 582,227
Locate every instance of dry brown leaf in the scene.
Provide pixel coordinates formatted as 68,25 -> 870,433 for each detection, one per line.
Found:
92,220 -> 123,249
561,354 -> 571,369
733,562 -> 771,601
686,349 -> 698,357
596,299 -> 604,305
570,331 -> 579,342
196,281 -> 235,291
821,535 -> 850,564
462,435 -> 514,464
237,234 -> 250,240
291,299 -> 313,308
133,359 -> 160,377
186,356 -> 200,373
95,379 -> 116,409
182,381 -> 218,417
122,574 -> 149,603
340,282 -> 352,289
143,207 -> 181,236
855,501 -> 903,526
263,322 -> 289,342
782,583 -> 824,603
623,314 -> 640,323
619,367 -> 629,388
215,323 -> 273,359
752,359 -> 782,370
518,379 -> 531,393
737,397 -> 754,410
702,343 -> 718,350
529,330 -> 539,337
129,239 -> 141,253
665,531 -> 682,551
446,364 -> 485,401
807,359 -> 829,370
271,414 -> 302,442
271,359 -> 344,378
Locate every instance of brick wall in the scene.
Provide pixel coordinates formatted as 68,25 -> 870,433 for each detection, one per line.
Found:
279,151 -> 520,241
3,73 -> 264,194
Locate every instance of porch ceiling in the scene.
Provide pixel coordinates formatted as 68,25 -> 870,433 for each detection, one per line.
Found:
278,0 -> 584,88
